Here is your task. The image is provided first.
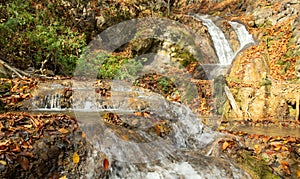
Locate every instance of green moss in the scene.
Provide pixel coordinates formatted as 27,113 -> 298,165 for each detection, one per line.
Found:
238,151 -> 280,179
0,83 -> 11,93
171,45 -> 197,68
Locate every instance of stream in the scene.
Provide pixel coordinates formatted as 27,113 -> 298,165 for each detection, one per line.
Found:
30,80 -> 251,178
27,15 -> 259,178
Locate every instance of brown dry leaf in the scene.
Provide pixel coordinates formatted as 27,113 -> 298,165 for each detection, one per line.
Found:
263,136 -> 271,143
281,161 -> 291,175
281,146 -> 289,151
11,144 -> 21,153
72,152 -> 80,164
143,112 -> 150,118
120,135 -> 129,141
20,151 -> 34,158
222,141 -> 230,151
58,128 -> 69,134
285,137 -> 296,143
17,156 -> 29,170
134,112 -> 142,117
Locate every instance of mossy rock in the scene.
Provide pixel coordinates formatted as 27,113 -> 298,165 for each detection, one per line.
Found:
237,151 -> 280,179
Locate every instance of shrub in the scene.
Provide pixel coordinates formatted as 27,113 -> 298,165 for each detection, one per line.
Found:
75,51 -> 143,80
0,0 -> 86,75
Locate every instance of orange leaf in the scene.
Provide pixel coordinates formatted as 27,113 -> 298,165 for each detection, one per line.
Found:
82,132 -> 86,139
134,112 -> 142,117
120,135 -> 129,141
58,128 -> 69,134
143,112 -> 150,118
222,141 -> 230,151
296,170 -> 300,177
281,161 -> 290,175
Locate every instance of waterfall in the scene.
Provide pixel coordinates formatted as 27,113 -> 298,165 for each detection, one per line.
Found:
33,93 -> 62,110
229,21 -> 255,49
191,14 -> 234,65
190,14 -> 255,66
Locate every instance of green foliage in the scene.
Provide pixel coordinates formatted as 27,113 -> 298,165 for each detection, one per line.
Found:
157,77 -> 171,92
0,0 -> 86,75
98,55 -> 143,80
75,52 -> 144,80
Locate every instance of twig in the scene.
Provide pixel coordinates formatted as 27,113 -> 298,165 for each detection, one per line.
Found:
14,67 -> 30,77
0,58 -> 24,78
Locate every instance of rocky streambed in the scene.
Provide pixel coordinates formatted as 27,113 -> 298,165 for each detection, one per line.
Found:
0,78 -> 299,178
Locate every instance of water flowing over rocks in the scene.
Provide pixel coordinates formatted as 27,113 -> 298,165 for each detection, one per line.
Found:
2,0 -> 300,178
24,80 -> 252,178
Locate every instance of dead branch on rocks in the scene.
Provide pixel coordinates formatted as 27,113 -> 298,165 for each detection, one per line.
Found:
0,56 -> 30,79
224,85 -> 243,119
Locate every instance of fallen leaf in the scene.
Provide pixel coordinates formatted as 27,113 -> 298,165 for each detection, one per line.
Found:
17,156 -> 29,170
134,112 -> 142,117
0,160 -> 7,165
120,135 -> 129,141
58,128 -> 69,134
281,161 -> 290,175
143,112 -> 150,118
103,158 -> 109,170
263,136 -> 271,143
281,146 -> 289,151
254,145 -> 261,154
222,141 -> 230,151
274,147 -> 281,151
82,132 -> 86,139
72,152 -> 80,164
24,125 -> 32,128
297,170 -> 300,177
59,176 -> 67,179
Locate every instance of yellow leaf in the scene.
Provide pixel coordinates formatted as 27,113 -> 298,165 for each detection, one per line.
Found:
0,160 -> 7,165
254,145 -> 261,154
72,152 -> 80,164
82,132 -> 86,139
274,147 -> 281,151
58,128 -> 69,134
24,125 -> 32,128
59,176 -> 67,179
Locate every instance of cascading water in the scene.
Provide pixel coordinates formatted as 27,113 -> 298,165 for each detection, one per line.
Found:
27,14 -> 257,178
191,14 -> 234,65
29,81 -> 251,178
229,21 -> 255,50
189,14 -> 255,79
73,81 -> 251,178
31,83 -> 65,110
229,21 -> 255,60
